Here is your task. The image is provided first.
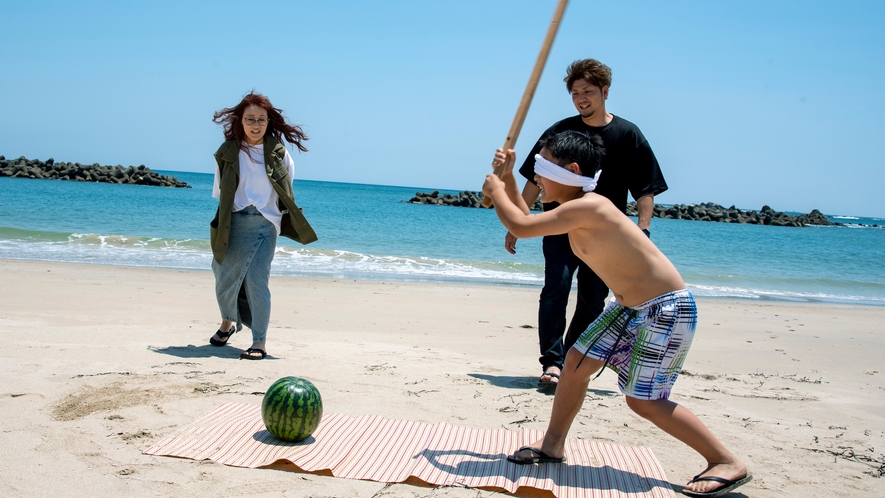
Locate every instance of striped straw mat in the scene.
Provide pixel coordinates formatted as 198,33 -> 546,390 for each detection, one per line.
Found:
143,402 -> 675,497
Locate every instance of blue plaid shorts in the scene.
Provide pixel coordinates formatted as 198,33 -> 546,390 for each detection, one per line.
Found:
571,289 -> 697,400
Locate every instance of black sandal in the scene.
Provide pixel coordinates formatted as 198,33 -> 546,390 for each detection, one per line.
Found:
239,348 -> 267,360
209,325 -> 236,347
538,366 -> 561,388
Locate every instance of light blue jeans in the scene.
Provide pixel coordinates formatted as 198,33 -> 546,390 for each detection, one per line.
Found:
211,205 -> 277,343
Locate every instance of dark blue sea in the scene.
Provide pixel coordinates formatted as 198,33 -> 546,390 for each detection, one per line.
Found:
2,172 -> 884,305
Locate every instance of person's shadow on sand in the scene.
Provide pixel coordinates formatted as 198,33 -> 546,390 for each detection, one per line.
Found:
419,448 -> 674,495
467,373 -> 538,389
468,373 -> 619,397
148,344 -> 278,360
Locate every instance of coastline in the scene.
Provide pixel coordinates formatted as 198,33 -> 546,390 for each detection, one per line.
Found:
1,258 -> 883,497
3,252 -> 883,307
4,174 -> 885,306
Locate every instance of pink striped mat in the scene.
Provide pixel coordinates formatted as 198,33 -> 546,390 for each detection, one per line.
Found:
143,402 -> 674,497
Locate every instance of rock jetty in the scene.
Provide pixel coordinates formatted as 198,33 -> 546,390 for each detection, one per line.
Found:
407,191 -> 840,227
0,155 -> 190,188
407,190 -> 543,211
627,201 -> 840,227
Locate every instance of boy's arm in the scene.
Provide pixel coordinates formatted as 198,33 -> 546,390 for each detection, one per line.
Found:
482,175 -> 589,239
492,149 -> 531,215
503,181 -> 541,254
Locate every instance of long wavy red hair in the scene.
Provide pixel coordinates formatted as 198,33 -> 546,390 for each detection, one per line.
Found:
213,91 -> 308,152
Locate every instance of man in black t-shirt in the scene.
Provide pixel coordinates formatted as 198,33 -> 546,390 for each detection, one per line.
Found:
507,59 -> 668,388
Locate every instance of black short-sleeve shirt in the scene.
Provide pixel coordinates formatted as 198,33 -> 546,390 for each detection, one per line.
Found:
518,115 -> 668,213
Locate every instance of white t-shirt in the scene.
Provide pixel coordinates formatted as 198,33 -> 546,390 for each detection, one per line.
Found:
212,144 -> 296,235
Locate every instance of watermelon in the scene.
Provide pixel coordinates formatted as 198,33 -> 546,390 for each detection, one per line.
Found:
261,376 -> 323,442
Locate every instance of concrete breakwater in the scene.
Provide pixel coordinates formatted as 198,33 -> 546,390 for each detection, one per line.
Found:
406,190 -> 840,227
0,155 -> 190,188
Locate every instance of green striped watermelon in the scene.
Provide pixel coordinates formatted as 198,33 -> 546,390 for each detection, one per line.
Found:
261,377 -> 323,442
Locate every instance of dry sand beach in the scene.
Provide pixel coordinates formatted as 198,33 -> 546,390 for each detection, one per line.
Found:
1,258 -> 883,497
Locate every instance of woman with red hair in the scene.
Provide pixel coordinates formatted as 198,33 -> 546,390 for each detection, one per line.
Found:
207,91 -> 317,360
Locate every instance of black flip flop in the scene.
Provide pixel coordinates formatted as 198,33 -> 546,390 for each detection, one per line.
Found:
682,474 -> 753,497
209,325 -> 236,347
507,446 -> 566,465
239,348 -> 267,360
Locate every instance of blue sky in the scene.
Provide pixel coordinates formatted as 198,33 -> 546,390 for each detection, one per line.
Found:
2,1 -> 883,217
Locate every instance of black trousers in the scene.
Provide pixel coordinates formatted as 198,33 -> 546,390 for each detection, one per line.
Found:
537,234 -> 610,370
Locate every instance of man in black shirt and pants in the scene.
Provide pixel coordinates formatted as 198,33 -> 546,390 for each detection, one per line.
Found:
506,59 -> 668,388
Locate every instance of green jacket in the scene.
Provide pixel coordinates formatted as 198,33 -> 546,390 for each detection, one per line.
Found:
210,136 -> 317,263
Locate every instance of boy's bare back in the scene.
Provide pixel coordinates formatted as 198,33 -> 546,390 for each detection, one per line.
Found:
547,192 -> 684,307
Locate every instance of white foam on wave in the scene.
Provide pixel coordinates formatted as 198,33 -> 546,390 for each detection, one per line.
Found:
272,246 -> 543,284
687,282 -> 885,305
68,233 -> 205,249
2,236 -> 881,303
0,237 -> 544,286
0,235 -> 211,270
841,224 -> 883,229
806,223 -> 883,229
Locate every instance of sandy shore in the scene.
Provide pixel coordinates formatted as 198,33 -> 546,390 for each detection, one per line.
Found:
0,258 -> 882,497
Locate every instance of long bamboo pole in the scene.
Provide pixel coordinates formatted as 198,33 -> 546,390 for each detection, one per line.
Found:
481,0 -> 569,208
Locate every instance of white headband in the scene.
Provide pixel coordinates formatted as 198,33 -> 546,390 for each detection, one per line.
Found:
533,154 -> 602,192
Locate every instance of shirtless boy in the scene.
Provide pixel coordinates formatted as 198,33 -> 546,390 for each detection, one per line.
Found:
482,130 -> 751,497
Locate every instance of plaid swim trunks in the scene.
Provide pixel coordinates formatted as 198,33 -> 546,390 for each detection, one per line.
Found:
571,289 -> 697,400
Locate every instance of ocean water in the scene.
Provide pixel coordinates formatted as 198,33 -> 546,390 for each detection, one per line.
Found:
1,172 -> 884,305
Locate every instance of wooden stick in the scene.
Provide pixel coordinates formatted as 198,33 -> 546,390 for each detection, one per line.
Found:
482,0 -> 569,208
